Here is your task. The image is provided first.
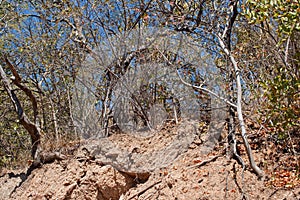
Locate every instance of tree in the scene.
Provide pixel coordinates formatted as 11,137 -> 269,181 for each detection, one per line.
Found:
242,0 -> 300,150
0,62 -> 41,160
0,0 -> 163,163
153,0 -> 265,178
0,0 -> 81,164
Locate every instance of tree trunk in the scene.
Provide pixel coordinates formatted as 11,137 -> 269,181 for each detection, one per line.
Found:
217,0 -> 264,179
218,38 -> 265,178
0,64 -> 41,160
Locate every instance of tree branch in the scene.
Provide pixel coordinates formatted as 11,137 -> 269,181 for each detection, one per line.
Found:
176,70 -> 237,108
156,49 -> 237,108
3,57 -> 39,124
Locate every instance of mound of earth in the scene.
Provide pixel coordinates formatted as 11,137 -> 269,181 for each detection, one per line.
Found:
0,121 -> 299,200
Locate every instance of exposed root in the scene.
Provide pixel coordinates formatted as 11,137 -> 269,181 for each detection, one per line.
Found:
231,133 -> 247,200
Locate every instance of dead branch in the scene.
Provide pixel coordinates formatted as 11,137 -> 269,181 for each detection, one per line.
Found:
187,154 -> 222,169
127,180 -> 162,200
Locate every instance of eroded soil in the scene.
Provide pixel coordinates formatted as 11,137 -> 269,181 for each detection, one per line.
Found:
1,121 -> 299,200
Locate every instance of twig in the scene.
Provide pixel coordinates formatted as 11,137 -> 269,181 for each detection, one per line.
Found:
127,180 -> 162,200
267,188 -> 280,200
187,154 -> 222,169
284,33 -> 291,66
225,171 -> 229,199
176,71 -> 237,108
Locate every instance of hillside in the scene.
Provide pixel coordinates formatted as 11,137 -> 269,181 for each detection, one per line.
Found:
0,121 -> 299,200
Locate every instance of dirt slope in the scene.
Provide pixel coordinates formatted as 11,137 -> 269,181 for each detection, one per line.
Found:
0,122 -> 299,200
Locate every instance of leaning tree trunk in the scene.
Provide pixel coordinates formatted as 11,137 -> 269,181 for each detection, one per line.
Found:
0,62 -> 41,160
217,0 -> 264,178
218,37 -> 265,178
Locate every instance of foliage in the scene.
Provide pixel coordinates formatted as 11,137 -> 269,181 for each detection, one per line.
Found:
262,68 -> 300,138
242,0 -> 300,144
0,83 -> 31,168
244,0 -> 300,39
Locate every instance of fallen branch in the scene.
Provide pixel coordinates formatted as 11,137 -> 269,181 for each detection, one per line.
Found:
187,154 -> 222,169
127,180 -> 162,200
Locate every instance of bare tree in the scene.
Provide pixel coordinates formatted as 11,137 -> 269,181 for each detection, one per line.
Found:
155,0 -> 264,178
